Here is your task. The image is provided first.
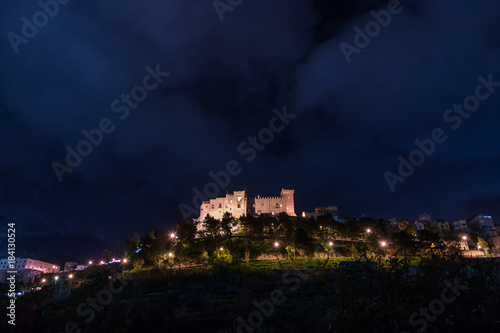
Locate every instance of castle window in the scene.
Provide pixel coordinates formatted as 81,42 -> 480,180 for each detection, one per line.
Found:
230,200 -> 232,203
275,203 -> 279,208
272,211 -> 275,215
280,204 -> 282,207
257,211 -> 261,215
211,204 -> 214,209
237,204 -> 241,208
219,203 -> 222,208
237,196 -> 242,202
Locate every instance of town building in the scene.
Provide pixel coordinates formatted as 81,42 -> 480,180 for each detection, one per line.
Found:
437,221 -> 451,233
302,206 -> 339,219
0,258 -> 60,283
453,220 -> 468,232
467,214 -> 495,230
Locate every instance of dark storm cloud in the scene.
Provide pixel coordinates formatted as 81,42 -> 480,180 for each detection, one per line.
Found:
1,0 -> 499,259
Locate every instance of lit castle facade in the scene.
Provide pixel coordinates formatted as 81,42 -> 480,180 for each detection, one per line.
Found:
197,188 -> 296,221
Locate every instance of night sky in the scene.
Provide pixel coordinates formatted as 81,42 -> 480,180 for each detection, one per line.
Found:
1,0 -> 500,260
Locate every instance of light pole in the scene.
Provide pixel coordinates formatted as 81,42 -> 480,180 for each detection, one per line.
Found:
54,276 -> 59,296
328,241 -> 334,259
67,274 -> 74,295
274,242 -> 283,269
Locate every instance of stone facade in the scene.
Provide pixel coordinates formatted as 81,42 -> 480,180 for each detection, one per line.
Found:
197,188 -> 296,221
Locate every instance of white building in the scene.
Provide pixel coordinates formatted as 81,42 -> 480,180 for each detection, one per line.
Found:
0,258 -> 60,283
453,220 -> 468,232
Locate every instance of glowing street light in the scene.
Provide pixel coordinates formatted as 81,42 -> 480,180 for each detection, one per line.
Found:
273,242 -> 283,269
122,258 -> 128,263
88,261 -> 93,265
41,279 -> 46,283
220,247 -> 224,251
55,276 -> 59,281
68,274 -> 74,295
380,241 -> 387,247
329,242 -> 333,246
170,233 -> 176,239
462,235 -> 467,240
168,252 -> 173,258
478,245 -> 482,250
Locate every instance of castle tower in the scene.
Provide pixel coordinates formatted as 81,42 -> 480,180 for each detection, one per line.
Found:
280,188 -> 296,217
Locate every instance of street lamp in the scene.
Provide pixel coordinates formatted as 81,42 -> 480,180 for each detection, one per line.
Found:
366,229 -> 371,233
380,241 -> 387,247
273,242 -> 283,269
41,278 -> 46,284
462,235 -> 467,240
123,258 -> 128,263
68,274 -> 74,295
88,261 -> 93,265
170,233 -> 175,239
168,252 -> 173,258
220,247 -> 224,251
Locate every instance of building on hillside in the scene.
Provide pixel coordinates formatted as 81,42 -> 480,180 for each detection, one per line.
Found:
453,220 -> 468,232
437,221 -> 451,233
467,214 -> 495,230
302,206 -> 338,219
63,262 -> 79,272
0,258 -> 60,283
197,188 -> 296,222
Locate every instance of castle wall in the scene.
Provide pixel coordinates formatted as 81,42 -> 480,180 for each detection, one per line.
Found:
198,188 -> 296,221
198,190 -> 247,221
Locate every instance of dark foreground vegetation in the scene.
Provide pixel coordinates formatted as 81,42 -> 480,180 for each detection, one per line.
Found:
2,256 -> 500,333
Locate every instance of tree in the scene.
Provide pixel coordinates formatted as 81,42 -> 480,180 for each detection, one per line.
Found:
102,249 -> 113,262
392,230 -> 418,258
124,231 -> 141,257
220,212 -> 234,238
477,237 -> 490,254
175,218 -> 197,244
201,215 -> 221,239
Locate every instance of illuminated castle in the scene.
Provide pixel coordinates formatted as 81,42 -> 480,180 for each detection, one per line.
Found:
197,188 -> 296,221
